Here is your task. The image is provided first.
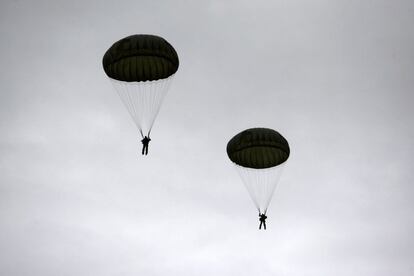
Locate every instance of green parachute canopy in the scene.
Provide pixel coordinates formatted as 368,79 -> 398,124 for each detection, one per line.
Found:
227,128 -> 290,169
103,34 -> 179,82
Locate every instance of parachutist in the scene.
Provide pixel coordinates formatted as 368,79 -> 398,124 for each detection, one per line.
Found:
103,35 -> 179,155
259,213 -> 267,230
141,136 -> 151,155
227,128 -> 289,228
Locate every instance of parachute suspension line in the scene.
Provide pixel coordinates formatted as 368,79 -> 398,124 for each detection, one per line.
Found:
235,165 -> 261,212
112,79 -> 141,132
147,76 -> 173,136
136,80 -> 146,132
125,81 -> 144,137
263,163 -> 274,215
263,166 -> 270,215
234,164 -> 285,215
138,76 -> 172,136
110,75 -> 174,137
147,79 -> 158,136
263,164 -> 285,214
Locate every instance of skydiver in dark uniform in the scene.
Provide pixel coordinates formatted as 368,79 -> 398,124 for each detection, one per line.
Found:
259,213 -> 267,230
141,136 -> 151,155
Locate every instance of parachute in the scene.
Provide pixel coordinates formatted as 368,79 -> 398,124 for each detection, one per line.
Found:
227,128 -> 290,215
103,34 -> 179,153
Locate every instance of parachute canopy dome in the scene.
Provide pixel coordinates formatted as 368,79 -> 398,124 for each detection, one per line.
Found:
227,128 -> 290,169
103,34 -> 179,82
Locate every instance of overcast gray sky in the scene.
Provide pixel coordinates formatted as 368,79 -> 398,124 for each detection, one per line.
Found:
1,0 -> 414,275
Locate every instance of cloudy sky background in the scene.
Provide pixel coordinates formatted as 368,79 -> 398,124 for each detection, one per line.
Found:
1,0 -> 413,275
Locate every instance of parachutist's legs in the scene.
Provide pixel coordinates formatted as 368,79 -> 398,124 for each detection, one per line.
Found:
259,221 -> 263,229
263,221 -> 266,230
142,145 -> 145,155
145,145 -> 148,155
